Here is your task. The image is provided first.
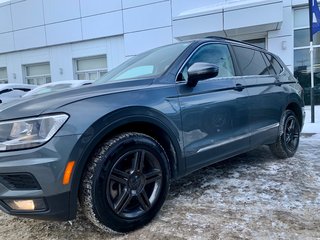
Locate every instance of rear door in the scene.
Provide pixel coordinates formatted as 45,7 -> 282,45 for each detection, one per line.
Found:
177,43 -> 250,171
231,45 -> 286,146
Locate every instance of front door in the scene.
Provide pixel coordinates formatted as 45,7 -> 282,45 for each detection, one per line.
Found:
177,43 -> 250,171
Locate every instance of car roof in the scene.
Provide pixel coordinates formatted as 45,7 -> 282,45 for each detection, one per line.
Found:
194,36 -> 267,52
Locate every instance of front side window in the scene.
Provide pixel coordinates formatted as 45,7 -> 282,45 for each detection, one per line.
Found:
96,42 -> 191,84
0,67 -> 8,84
75,55 -> 107,80
233,46 -> 269,76
179,43 -> 235,82
24,63 -> 51,85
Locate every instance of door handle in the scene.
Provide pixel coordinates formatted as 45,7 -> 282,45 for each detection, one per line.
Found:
234,83 -> 245,92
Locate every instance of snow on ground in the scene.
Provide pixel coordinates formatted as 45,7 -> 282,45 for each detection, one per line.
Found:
0,107 -> 319,239
302,105 -> 320,134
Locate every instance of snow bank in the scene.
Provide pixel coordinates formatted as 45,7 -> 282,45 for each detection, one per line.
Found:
302,105 -> 320,135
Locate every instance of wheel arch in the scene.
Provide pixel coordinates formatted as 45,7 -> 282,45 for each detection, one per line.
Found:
286,101 -> 304,130
67,107 -> 183,219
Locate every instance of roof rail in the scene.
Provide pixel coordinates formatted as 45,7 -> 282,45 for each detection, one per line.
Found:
205,36 -> 265,50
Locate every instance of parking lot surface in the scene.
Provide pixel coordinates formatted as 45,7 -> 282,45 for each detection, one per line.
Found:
0,134 -> 319,240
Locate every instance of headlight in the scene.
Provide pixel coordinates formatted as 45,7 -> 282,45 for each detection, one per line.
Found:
0,114 -> 69,151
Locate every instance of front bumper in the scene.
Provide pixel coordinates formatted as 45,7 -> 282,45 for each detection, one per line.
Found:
0,134 -> 80,221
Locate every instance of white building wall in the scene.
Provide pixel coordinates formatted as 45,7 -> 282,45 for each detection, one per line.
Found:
0,0 -> 312,83
0,36 -> 125,83
0,0 -> 172,83
267,5 -> 295,71
123,1 -> 173,56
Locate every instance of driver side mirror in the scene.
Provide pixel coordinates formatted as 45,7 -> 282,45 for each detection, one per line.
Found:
187,62 -> 219,87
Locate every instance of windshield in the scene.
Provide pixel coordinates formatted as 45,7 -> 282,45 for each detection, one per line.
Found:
95,42 -> 191,84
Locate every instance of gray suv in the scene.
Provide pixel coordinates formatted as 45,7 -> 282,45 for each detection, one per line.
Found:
0,37 -> 304,233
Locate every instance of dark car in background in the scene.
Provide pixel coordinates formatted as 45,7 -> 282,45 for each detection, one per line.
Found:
0,37 -> 304,233
0,83 -> 36,104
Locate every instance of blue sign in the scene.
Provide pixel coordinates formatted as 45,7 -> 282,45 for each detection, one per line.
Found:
310,0 -> 320,36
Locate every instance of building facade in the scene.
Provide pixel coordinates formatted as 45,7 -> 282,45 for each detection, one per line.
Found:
0,0 -> 318,103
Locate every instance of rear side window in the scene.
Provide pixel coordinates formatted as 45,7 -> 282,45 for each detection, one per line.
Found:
265,53 -> 283,75
233,46 -> 269,76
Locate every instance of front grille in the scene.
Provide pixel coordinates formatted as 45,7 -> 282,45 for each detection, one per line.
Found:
0,173 -> 41,190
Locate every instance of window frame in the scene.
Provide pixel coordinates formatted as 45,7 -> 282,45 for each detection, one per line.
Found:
23,62 -> 51,85
293,6 -> 320,50
74,55 -> 108,81
293,6 -> 320,105
0,67 -> 8,84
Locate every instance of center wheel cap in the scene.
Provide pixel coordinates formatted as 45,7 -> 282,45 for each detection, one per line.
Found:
128,172 -> 145,193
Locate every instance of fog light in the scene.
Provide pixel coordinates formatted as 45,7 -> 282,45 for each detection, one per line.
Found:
4,198 -> 46,211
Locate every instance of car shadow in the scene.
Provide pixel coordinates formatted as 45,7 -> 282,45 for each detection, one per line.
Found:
168,145 -> 278,199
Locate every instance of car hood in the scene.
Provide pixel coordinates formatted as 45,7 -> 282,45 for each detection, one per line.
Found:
0,79 -> 153,121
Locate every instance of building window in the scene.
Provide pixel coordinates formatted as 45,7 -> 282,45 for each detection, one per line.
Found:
0,67 -> 8,84
294,7 -> 320,105
243,38 -> 266,49
74,55 -> 107,80
24,63 -> 51,85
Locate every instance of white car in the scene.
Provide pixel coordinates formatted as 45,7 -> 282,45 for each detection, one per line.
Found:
0,83 -> 36,104
23,80 -> 92,98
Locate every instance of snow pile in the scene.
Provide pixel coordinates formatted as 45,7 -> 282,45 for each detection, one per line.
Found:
302,105 -> 320,135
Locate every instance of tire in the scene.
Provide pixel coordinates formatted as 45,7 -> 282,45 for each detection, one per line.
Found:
79,132 -> 170,233
269,110 -> 300,159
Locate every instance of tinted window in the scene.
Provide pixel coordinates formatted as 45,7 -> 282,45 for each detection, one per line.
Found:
179,43 -> 235,81
265,53 -> 283,74
233,46 -> 269,76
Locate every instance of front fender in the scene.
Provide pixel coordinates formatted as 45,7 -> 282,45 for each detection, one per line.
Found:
66,107 -> 183,219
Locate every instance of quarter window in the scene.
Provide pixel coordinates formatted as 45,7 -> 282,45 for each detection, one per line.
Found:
24,63 -> 51,85
75,55 -> 107,80
0,67 -> 8,84
261,53 -> 276,75
233,46 -> 269,76
265,53 -> 283,75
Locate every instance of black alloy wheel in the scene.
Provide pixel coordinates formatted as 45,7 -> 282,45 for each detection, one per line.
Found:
107,149 -> 163,219
270,110 -> 301,159
283,114 -> 300,153
80,132 -> 170,233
